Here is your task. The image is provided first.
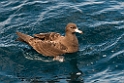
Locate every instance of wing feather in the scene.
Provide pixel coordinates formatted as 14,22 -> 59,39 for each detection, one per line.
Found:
29,39 -> 67,57
33,32 -> 60,41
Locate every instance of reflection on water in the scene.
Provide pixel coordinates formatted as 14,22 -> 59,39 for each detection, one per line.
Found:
0,47 -> 84,83
0,0 -> 124,83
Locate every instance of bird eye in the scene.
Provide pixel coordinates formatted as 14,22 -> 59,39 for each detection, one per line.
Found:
71,26 -> 76,29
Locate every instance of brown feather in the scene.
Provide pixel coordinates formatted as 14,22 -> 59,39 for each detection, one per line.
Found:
16,23 -> 83,61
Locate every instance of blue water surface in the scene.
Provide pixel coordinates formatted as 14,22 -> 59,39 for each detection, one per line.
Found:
0,0 -> 124,83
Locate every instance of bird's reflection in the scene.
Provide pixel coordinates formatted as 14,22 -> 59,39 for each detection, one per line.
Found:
5,47 -> 84,83
28,53 -> 84,83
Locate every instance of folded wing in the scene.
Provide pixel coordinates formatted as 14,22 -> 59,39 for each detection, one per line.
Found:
16,32 -> 67,57
34,32 -> 61,41
28,39 -> 67,56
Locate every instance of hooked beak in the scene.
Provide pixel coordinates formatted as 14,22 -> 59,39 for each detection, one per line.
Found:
75,28 -> 83,34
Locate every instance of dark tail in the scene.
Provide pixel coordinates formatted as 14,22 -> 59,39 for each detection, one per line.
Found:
16,32 -> 33,43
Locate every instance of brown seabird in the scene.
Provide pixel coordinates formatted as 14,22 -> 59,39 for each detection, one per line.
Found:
16,23 -> 83,62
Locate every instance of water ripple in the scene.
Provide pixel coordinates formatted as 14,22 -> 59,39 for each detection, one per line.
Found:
89,20 -> 124,27
109,50 -> 124,59
0,0 -> 124,83
92,1 -> 124,15
85,69 -> 124,83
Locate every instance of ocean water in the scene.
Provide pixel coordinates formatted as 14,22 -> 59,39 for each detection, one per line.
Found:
0,0 -> 124,83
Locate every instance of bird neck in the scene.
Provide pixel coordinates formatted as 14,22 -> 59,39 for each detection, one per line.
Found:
65,32 -> 79,53
65,32 -> 78,44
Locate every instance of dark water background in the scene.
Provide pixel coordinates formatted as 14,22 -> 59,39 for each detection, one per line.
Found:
0,0 -> 124,83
